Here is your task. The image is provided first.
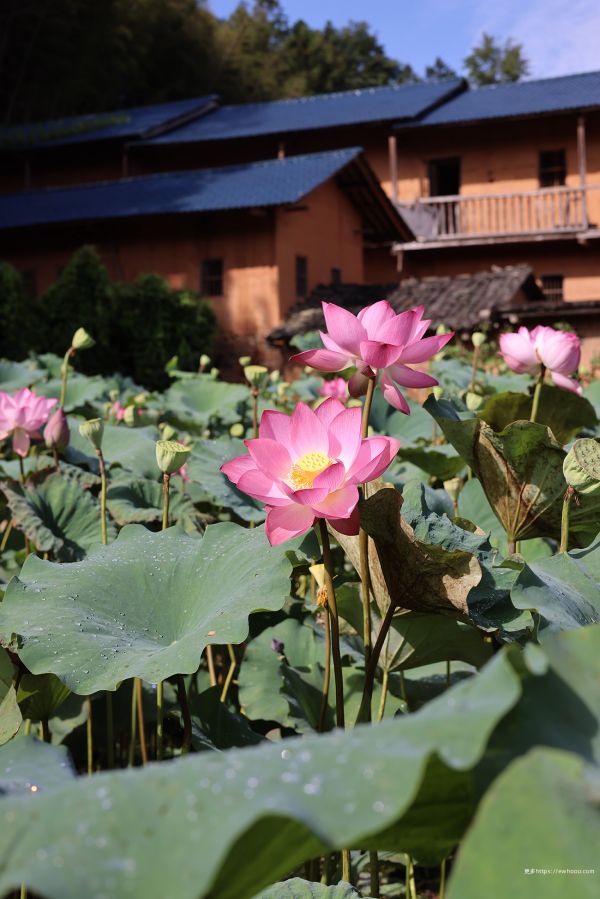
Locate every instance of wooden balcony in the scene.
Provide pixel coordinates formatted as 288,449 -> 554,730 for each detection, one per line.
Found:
400,185 -> 600,247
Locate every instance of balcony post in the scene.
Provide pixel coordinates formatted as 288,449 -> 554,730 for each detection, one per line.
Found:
388,134 -> 398,203
577,115 -> 588,230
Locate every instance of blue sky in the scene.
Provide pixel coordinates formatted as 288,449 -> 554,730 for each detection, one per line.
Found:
208,0 -> 600,80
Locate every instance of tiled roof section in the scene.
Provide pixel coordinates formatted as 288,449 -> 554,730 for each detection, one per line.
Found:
146,79 -> 466,144
0,96 -> 217,151
268,265 -> 542,341
401,69 -> 600,128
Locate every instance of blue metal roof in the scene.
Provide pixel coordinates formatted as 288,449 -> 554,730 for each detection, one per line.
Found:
404,70 -> 600,128
0,148 -> 363,230
145,80 -> 465,144
0,96 -> 217,151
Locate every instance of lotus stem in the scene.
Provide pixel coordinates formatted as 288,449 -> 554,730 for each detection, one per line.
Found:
96,449 -> 108,546
128,679 -> 137,767
59,347 -> 75,408
86,696 -> 93,774
440,857 -> 447,899
356,602 -> 397,725
560,486 -> 574,553
369,851 -> 381,897
530,364 -> 546,423
318,605 -> 331,733
40,718 -> 50,743
177,674 -> 192,754
220,644 -> 237,703
105,692 -> 114,769
446,660 -> 451,689
135,678 -> 148,765
469,345 -> 479,393
0,520 -> 13,553
317,519 -> 344,729
20,884 -> 27,899
251,386 -> 259,439
18,455 -> 25,484
341,849 -> 351,883
376,668 -> 389,721
156,680 -> 164,760
206,645 -> 217,686
162,472 -> 170,530
407,857 -> 417,899
359,376 -> 376,666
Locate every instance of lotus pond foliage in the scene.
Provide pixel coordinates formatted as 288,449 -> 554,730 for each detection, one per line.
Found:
0,314 -> 598,899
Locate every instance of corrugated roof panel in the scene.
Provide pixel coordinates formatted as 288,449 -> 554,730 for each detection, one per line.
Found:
146,79 -> 465,144
0,148 -> 362,230
0,96 -> 217,151
406,70 -> 600,127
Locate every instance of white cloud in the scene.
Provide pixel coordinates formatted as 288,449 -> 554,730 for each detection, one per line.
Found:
473,0 -> 600,78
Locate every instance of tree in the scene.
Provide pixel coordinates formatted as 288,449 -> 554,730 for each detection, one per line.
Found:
464,33 -> 529,86
425,57 -> 458,82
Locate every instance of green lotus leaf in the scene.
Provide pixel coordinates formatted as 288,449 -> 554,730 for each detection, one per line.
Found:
255,880 -> 365,898
106,478 -> 202,533
69,422 -> 162,478
187,438 -> 265,523
447,749 -> 600,899
0,472 -> 115,561
17,673 -> 71,722
396,444 -> 466,481
0,523 -> 299,693
36,374 -> 112,412
0,735 -> 75,796
0,360 -> 45,391
188,686 -> 264,751
0,648 -> 21,745
477,385 -> 598,446
0,649 -> 524,899
164,376 -> 249,432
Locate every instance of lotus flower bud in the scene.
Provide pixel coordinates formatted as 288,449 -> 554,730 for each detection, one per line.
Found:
44,408 -> 70,450
244,365 -> 269,388
472,331 -> 486,348
155,439 -> 191,475
563,438 -> 600,496
433,386 -> 444,400
71,327 -> 95,351
238,356 -> 252,367
271,638 -> 285,654
229,423 -> 245,438
199,354 -> 211,371
160,423 -> 177,441
443,477 -> 463,503
210,368 -> 220,380
79,418 -> 104,450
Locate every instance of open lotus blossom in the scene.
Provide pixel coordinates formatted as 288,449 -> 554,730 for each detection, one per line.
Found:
499,325 -> 582,394
291,301 -> 453,413
221,398 -> 400,545
318,377 -> 348,401
0,388 -> 57,457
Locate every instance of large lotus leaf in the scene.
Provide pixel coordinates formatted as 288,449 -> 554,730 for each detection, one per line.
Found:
0,648 -> 21,745
0,360 -> 45,391
17,673 -> 71,722
106,478 -> 202,533
0,472 -> 115,561
396,444 -> 466,480
164,376 -> 249,431
0,735 -> 75,796
187,438 -> 265,523
36,374 -> 112,412
426,396 -> 600,543
69,421 -> 161,479
511,536 -> 600,638
0,650 -> 523,899
0,523 -> 300,693
256,881 -> 364,898
477,385 -> 598,445
189,687 -> 264,751
336,583 -> 492,673
448,749 -> 600,899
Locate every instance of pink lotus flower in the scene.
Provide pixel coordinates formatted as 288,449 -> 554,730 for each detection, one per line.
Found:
291,301 -> 453,413
319,377 -> 348,401
499,326 -> 582,394
0,388 -> 57,457
221,398 -> 400,545
111,401 -> 126,422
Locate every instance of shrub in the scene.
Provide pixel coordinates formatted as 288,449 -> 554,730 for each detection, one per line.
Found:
0,262 -> 32,359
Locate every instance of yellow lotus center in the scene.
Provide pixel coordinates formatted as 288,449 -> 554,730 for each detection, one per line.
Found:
290,451 -> 332,489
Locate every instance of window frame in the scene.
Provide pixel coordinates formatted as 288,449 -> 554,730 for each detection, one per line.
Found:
200,258 -> 224,297
295,255 -> 308,299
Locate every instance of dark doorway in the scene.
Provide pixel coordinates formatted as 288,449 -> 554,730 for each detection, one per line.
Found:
428,157 -> 461,196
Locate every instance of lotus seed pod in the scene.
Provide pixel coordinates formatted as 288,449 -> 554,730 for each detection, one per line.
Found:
244,364 -> 269,387
238,356 -> 252,367
71,327 -> 95,351
563,438 -> 600,496
160,423 -> 177,441
465,391 -> 484,411
199,354 -> 211,370
79,418 -> 104,450
229,422 -> 245,438
269,370 -> 281,383
433,386 -> 444,401
155,439 -> 191,475
443,477 -> 463,503
472,331 -> 486,348
210,367 -> 220,380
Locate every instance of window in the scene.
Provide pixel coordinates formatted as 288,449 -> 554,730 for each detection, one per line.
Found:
540,274 -> 564,301
331,267 -> 342,285
295,255 -> 308,298
539,150 -> 566,187
428,157 -> 461,196
200,259 -> 223,296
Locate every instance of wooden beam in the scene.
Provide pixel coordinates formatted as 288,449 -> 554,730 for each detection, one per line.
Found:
388,135 -> 398,204
577,115 -> 588,229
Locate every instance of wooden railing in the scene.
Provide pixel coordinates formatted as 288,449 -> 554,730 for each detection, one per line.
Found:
409,185 -> 594,241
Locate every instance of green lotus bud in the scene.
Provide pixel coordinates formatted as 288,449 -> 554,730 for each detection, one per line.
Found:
210,368 -> 220,380
229,422 -> 245,438
563,438 -> 600,496
238,356 -> 251,367
71,327 -> 95,351
155,439 -> 191,475
472,331 -> 486,348
160,423 -> 177,441
432,386 -> 444,401
443,477 -> 463,503
79,418 -> 104,450
244,364 -> 269,387
199,354 -> 211,371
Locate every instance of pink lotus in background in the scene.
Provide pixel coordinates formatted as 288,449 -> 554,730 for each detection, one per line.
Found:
111,400 -> 126,422
0,388 -> 57,457
318,377 -> 348,401
499,325 -> 582,394
291,301 -> 453,413
221,398 -> 400,545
